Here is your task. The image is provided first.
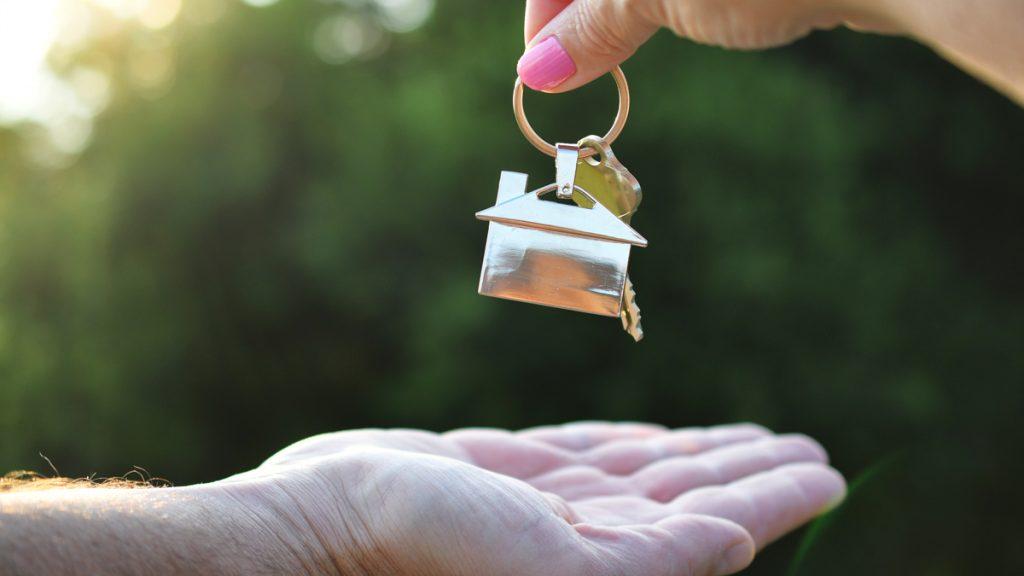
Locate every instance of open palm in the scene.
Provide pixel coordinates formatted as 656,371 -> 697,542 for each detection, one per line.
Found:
233,422 -> 845,575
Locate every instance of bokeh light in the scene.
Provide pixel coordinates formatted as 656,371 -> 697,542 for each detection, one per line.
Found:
0,0 -> 433,165
0,0 -> 63,123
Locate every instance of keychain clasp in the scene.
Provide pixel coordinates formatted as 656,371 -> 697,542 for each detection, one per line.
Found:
555,143 -> 580,199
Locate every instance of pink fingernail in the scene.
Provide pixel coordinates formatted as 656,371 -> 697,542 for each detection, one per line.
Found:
517,36 -> 576,91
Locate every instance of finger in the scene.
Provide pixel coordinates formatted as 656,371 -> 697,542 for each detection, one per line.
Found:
529,432 -> 820,503
444,428 -> 575,479
519,421 -> 667,451
577,515 -> 755,576
517,0 -> 659,92
634,434 -> 828,502
525,425 -> 777,500
558,434 -> 829,520
671,463 -> 847,549
570,494 -> 664,525
529,465 -> 632,500
524,0 -> 573,44
580,424 -> 773,475
448,424 -> 766,483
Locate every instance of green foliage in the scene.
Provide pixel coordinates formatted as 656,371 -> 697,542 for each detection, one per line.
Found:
786,453 -> 901,576
1,0 -> 1023,572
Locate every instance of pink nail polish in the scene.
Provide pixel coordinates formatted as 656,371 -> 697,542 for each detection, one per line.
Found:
517,36 -> 576,91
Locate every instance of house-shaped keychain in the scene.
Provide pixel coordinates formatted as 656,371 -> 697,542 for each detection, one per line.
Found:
476,171 -> 647,317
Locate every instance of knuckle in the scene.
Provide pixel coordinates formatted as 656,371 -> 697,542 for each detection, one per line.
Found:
636,0 -> 693,37
573,0 -> 639,58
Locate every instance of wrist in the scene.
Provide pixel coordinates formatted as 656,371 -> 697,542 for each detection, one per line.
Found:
212,454 -> 389,575
185,482 -> 329,575
0,483 -> 313,575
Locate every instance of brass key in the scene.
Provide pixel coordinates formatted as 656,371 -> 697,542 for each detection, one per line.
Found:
574,135 -> 645,341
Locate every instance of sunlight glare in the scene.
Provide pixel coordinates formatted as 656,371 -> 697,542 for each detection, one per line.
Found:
0,0 -> 62,122
139,0 -> 183,29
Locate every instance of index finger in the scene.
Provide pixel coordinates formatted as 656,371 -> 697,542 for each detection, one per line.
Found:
525,0 -> 573,43
518,421 -> 668,451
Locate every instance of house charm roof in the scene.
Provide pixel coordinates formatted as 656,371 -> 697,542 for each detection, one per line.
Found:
476,184 -> 647,247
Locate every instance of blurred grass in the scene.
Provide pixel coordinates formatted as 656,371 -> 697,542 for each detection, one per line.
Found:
786,453 -> 902,576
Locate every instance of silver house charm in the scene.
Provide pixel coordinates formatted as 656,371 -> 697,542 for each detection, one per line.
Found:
477,66 -> 649,339
476,171 -> 647,317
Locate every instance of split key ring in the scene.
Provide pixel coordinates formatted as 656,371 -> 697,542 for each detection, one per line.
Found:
512,66 -> 630,159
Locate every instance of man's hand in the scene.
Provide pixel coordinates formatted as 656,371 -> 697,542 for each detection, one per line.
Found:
217,422 -> 845,575
1,422 -> 844,575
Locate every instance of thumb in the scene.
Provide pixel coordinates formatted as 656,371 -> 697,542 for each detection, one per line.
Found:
517,0 -> 659,93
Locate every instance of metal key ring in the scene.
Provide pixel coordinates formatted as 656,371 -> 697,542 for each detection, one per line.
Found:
513,66 -> 630,158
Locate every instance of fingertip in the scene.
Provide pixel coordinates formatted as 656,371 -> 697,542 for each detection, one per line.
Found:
820,466 -> 848,511
517,35 -> 577,92
774,434 -> 830,464
518,0 -> 657,94
786,463 -> 848,512
716,539 -> 756,575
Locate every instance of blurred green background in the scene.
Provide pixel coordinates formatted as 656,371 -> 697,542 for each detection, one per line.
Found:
2,0 -> 1023,573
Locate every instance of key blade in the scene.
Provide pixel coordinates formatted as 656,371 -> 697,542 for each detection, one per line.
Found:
568,136 -> 645,342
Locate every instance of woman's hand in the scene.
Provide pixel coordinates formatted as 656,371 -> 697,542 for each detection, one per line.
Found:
221,422 -> 845,575
518,0 -> 1024,104
517,0 -> 888,91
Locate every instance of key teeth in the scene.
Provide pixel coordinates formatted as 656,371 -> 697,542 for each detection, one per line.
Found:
626,309 -> 644,342
620,277 -> 644,342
